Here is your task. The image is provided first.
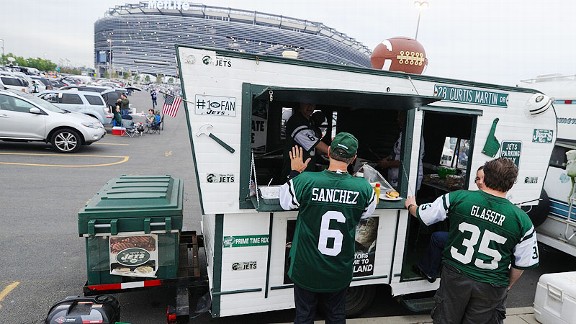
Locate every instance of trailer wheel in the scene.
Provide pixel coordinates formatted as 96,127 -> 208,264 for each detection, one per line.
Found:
521,189 -> 550,228
346,285 -> 376,317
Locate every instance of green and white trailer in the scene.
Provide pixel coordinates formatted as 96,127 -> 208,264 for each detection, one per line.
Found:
175,45 -> 556,318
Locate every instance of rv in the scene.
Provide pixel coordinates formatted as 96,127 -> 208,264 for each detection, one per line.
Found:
175,45 -> 556,317
520,74 -> 576,256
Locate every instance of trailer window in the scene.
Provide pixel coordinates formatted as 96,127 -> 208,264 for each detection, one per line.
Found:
439,137 -> 470,170
240,84 -> 440,210
419,111 -> 477,202
549,145 -> 569,169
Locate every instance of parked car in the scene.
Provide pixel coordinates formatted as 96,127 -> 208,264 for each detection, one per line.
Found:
0,74 -> 29,93
38,90 -> 113,125
59,85 -> 128,111
49,79 -> 67,89
30,76 -> 53,91
0,89 -> 106,153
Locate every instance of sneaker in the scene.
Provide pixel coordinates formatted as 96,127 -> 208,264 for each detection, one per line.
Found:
413,265 -> 436,283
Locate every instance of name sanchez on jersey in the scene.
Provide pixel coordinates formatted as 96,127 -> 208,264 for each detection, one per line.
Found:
311,187 -> 359,205
470,205 -> 506,226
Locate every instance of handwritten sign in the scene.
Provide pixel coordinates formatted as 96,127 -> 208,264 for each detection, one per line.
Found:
195,95 -> 236,116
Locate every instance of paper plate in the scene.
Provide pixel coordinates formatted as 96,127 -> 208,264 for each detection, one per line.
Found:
380,193 -> 402,201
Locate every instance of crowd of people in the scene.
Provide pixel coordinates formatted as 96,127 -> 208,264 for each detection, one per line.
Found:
276,103 -> 539,324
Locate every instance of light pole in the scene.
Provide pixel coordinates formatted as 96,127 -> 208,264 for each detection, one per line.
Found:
414,1 -> 429,40
107,37 -> 113,79
0,39 -> 4,65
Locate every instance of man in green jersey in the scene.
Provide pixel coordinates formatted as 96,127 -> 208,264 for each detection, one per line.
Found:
405,158 -> 539,323
279,132 -> 377,324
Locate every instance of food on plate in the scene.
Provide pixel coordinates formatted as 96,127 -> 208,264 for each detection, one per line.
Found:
113,267 -> 131,274
385,190 -> 400,199
135,266 -> 154,274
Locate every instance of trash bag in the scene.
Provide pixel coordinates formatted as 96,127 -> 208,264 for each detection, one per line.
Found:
355,163 -> 394,192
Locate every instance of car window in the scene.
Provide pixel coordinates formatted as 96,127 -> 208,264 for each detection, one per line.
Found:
85,94 -> 105,106
0,94 -> 36,113
61,93 -> 83,104
102,92 -> 120,105
0,94 -> 15,111
1,77 -> 22,86
39,93 -> 60,103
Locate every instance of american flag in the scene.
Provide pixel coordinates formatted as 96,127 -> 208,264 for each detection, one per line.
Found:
162,95 -> 182,118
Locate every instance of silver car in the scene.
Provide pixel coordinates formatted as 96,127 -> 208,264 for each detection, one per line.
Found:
0,89 -> 106,153
38,90 -> 113,125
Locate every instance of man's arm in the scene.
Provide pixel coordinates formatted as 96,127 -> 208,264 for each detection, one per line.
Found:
508,268 -> 524,290
279,146 -> 310,210
315,141 -> 329,155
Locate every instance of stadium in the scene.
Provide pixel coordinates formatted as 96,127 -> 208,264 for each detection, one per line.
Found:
94,1 -> 372,78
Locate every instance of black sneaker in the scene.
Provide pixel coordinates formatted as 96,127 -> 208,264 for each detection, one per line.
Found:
413,265 -> 436,283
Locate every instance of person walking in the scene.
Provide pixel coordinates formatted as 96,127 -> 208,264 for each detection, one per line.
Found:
405,158 -> 539,323
279,132 -> 377,324
150,88 -> 158,108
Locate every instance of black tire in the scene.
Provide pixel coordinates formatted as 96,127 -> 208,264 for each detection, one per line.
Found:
51,128 -> 82,153
346,285 -> 376,317
521,189 -> 550,228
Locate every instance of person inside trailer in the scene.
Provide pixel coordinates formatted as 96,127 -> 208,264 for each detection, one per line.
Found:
280,102 -> 330,180
377,111 -> 425,191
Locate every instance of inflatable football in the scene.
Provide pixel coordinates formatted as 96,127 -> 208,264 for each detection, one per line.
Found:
371,37 -> 427,74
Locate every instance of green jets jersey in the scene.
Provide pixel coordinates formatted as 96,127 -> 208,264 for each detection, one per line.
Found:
417,190 -> 539,287
279,170 -> 376,292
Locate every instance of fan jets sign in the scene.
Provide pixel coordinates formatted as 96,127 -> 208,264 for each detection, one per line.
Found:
147,0 -> 191,10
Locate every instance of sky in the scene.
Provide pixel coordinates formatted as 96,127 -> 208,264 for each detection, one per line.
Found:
2,0 -> 575,86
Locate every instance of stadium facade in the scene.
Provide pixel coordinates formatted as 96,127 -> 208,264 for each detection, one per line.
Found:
94,1 -> 372,78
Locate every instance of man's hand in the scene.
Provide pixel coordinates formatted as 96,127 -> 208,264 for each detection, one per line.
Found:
290,146 -> 311,172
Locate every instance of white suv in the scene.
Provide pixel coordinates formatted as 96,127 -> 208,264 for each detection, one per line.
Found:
0,89 -> 106,153
38,90 -> 113,125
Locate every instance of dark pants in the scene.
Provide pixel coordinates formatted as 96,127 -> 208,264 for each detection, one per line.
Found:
432,264 -> 507,324
418,231 -> 448,278
293,284 -> 347,324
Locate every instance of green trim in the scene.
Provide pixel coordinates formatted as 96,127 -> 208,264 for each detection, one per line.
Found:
175,45 -> 206,215
399,109 -> 416,197
419,106 -> 484,116
239,83 -> 265,209
178,45 -> 542,94
211,214 -> 224,316
390,210 -> 401,283
351,275 -> 389,282
212,288 -> 262,296
270,284 -> 294,290
265,213 -> 273,298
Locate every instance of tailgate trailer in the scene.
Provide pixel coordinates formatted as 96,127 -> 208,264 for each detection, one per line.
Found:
175,46 -> 556,318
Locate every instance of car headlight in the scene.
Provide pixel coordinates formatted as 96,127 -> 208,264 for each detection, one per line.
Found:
82,121 -> 104,129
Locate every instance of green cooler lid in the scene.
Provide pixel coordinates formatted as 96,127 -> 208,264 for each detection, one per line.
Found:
79,175 -> 183,217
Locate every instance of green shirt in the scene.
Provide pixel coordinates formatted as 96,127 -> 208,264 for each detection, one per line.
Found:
279,170 -> 376,292
417,190 -> 539,286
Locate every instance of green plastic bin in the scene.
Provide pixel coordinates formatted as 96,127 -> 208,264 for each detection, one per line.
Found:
78,175 -> 183,236
78,175 -> 184,285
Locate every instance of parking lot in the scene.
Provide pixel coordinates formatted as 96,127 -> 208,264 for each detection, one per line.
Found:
0,90 -> 204,323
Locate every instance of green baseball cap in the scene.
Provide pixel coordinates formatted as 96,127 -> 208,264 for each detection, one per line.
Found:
330,132 -> 358,158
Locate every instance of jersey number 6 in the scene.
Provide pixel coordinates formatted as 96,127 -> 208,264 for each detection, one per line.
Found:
318,211 -> 345,256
